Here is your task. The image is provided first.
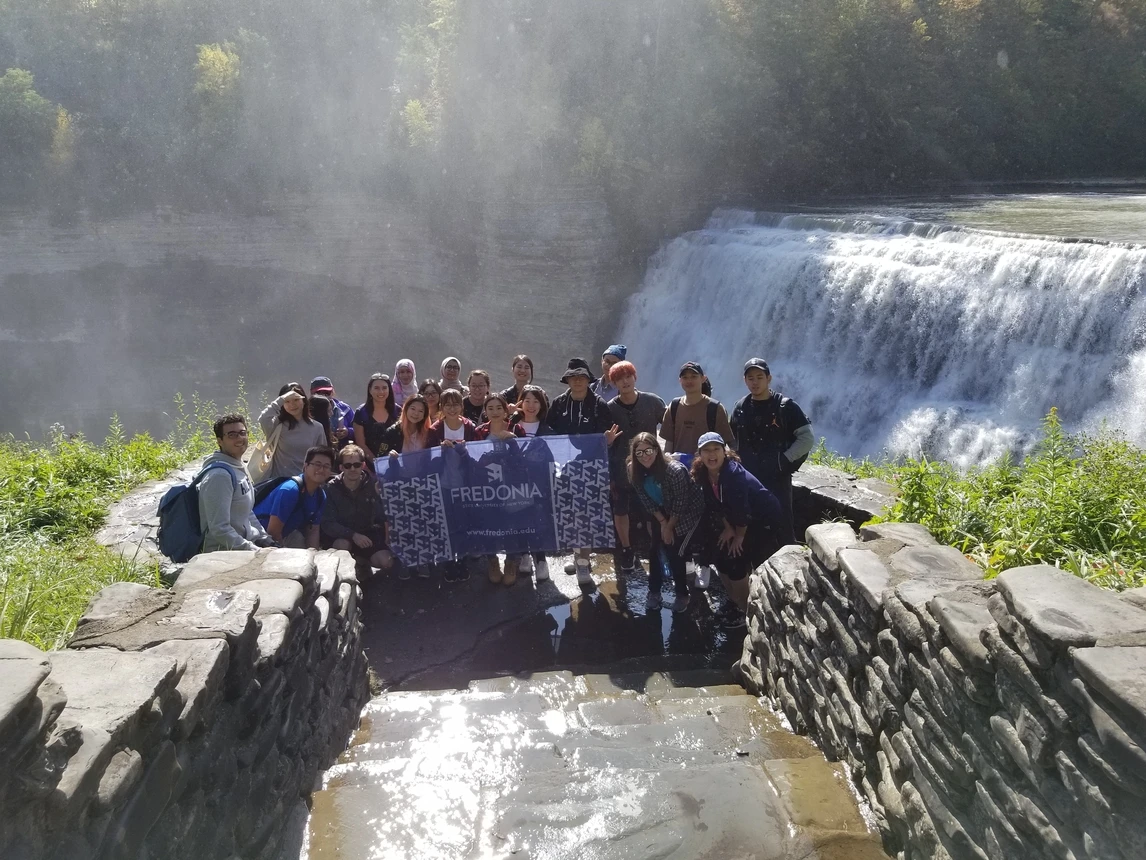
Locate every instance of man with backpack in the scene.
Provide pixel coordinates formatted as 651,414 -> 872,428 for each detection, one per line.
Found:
659,361 -> 734,461
199,414 -> 275,552
253,446 -> 334,548
729,358 -> 814,546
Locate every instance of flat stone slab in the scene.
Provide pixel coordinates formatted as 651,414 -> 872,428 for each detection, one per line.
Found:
0,654 -> 53,737
145,639 -> 229,738
888,545 -> 983,583
1072,646 -> 1146,738
806,522 -> 859,574
47,650 -> 179,742
860,522 -> 939,547
930,593 -> 993,673
243,579 -> 305,617
997,565 -> 1146,648
1122,587 -> 1146,612
838,547 -> 891,611
794,465 -> 895,524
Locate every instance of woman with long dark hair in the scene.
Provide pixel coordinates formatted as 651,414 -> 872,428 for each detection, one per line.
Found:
308,394 -> 336,447
690,432 -> 781,621
353,373 -> 398,460
258,382 -> 328,480
628,432 -> 705,612
500,354 -> 534,405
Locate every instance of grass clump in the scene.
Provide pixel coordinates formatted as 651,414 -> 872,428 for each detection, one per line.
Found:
812,409 -> 1146,590
0,382 -> 249,649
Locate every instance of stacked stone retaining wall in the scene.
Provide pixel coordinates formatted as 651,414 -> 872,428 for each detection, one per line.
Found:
0,547 -> 368,860
736,521 -> 1146,860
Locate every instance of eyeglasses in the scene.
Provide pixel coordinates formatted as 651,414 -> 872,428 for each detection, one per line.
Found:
223,430 -> 248,439
634,448 -> 657,457
340,461 -> 364,469
308,461 -> 333,471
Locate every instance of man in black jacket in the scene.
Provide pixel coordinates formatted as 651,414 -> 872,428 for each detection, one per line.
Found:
547,357 -> 621,585
729,358 -> 814,546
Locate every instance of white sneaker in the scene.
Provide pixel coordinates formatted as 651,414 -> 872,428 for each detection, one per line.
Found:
519,554 -> 534,574
695,564 -> 712,590
575,558 -> 593,586
534,557 -> 550,581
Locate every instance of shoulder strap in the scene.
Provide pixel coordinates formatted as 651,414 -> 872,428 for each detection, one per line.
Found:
192,462 -> 238,489
706,400 -> 719,431
670,397 -> 681,423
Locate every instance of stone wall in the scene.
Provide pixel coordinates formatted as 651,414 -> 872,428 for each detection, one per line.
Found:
0,547 -> 368,860
736,521 -> 1146,860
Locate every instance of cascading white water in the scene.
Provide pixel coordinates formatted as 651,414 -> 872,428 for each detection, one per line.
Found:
618,208 -> 1146,467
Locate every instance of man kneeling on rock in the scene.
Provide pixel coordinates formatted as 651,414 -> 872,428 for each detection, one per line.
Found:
200,414 -> 276,552
254,446 -> 332,549
320,443 -> 395,574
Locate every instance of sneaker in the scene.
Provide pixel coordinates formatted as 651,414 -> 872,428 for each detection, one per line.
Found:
615,546 -> 635,574
487,556 -> 503,584
694,564 -> 712,591
416,564 -> 431,579
646,592 -> 663,611
397,564 -> 412,581
671,594 -> 691,613
564,560 -> 577,575
502,556 -> 519,587
443,562 -> 462,583
575,558 -> 593,586
534,557 -> 551,582
518,554 -> 534,575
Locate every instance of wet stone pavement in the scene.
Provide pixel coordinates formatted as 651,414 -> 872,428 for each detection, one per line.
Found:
301,554 -> 891,859
359,553 -> 747,690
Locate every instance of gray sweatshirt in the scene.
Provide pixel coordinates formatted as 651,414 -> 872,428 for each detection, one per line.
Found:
197,451 -> 267,552
258,396 -> 328,480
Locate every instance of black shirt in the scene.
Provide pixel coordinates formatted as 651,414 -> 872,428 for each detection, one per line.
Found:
463,398 -> 487,425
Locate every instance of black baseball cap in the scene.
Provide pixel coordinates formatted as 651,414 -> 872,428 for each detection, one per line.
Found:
679,361 -> 704,377
743,358 -> 770,376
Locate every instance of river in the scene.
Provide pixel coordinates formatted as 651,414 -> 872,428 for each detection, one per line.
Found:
4,189 -> 1144,465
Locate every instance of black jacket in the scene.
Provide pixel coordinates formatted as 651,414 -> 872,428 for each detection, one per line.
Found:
545,391 -> 613,436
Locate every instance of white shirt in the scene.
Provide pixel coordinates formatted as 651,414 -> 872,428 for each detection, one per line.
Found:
443,423 -> 466,442
519,420 -> 541,437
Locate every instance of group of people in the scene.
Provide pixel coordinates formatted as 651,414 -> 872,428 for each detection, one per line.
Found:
194,346 -> 813,622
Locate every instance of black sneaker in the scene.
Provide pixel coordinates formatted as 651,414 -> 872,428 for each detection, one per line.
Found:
615,547 -> 636,574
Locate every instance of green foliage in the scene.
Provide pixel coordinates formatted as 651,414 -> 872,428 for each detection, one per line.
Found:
832,410 -> 1146,590
3,0 -> 1144,206
0,382 -> 250,647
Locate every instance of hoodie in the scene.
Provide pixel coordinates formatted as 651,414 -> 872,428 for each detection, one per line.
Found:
197,451 -> 267,552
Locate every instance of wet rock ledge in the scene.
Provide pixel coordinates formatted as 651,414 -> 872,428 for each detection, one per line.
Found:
0,548 -> 369,860
736,521 -> 1146,860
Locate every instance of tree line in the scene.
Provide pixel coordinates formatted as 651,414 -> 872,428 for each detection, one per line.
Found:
1,0 -> 1143,215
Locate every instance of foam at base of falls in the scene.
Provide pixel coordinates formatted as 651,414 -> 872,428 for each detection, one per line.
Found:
618,209 -> 1146,467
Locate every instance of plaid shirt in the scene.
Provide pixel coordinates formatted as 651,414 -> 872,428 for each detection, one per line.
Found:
632,458 -> 706,540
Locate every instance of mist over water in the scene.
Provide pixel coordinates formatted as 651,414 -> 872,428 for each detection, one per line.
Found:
619,204 -> 1146,468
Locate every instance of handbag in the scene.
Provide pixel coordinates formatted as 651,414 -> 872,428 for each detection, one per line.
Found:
246,422 -> 283,483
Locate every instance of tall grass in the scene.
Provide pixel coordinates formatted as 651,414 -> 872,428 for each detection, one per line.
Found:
0,381 -> 249,649
809,409 -> 1146,589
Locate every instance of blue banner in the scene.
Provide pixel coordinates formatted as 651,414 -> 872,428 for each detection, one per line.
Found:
375,435 -> 615,565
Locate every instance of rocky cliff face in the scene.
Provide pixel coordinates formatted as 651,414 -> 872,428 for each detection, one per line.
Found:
0,184 -> 651,439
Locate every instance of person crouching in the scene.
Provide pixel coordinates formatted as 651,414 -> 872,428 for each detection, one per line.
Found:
321,444 -> 396,576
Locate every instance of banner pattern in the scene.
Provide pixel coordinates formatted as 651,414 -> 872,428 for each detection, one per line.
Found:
376,435 -> 614,565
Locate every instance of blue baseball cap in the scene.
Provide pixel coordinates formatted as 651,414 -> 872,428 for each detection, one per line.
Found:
603,344 -> 628,359
697,432 -> 725,449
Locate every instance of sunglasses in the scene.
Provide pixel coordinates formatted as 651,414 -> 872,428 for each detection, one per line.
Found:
634,448 -> 657,457
340,461 -> 364,469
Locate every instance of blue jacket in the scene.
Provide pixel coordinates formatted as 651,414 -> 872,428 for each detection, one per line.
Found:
700,458 -> 781,527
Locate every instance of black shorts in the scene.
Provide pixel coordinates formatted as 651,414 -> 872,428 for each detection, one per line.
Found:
610,479 -> 635,515
322,527 -> 388,557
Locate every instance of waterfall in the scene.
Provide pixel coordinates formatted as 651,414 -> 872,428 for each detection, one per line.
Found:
617,209 -> 1146,467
